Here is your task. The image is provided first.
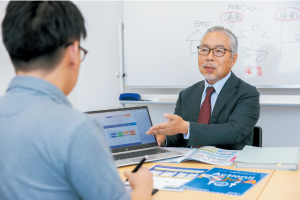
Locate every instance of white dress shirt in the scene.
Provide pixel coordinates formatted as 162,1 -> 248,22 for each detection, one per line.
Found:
184,71 -> 232,139
164,71 -> 232,146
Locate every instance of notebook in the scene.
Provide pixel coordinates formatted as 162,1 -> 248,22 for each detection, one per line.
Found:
235,145 -> 300,171
86,106 -> 184,167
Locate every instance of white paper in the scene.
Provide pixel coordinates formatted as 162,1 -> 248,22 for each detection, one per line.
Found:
185,146 -> 240,166
149,165 -> 208,192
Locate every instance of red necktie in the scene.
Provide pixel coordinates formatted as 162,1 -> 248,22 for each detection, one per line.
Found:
197,87 -> 215,124
193,87 -> 215,148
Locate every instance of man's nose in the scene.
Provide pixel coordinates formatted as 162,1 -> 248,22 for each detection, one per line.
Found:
206,49 -> 214,61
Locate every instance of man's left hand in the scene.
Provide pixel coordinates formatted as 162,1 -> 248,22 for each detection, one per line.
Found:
146,113 -> 188,136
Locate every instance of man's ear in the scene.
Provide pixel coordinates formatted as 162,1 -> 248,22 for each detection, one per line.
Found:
230,53 -> 238,68
67,41 -> 80,70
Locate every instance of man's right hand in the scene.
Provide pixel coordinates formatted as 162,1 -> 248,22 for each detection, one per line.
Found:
124,167 -> 153,200
156,135 -> 166,147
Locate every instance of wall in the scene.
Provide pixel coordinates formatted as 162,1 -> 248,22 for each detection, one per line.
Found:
0,1 -> 299,147
74,1 -> 124,112
0,1 -> 78,107
0,1 -> 14,95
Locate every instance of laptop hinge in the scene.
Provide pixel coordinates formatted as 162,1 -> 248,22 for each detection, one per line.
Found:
112,146 -> 159,155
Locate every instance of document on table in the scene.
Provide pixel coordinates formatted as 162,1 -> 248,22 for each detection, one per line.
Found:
157,146 -> 239,166
149,165 -> 208,192
186,146 -> 240,166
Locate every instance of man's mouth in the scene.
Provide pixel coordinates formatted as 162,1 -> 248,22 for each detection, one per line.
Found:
204,66 -> 216,72
202,63 -> 217,72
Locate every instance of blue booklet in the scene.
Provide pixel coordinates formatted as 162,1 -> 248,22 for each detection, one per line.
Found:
184,167 -> 269,196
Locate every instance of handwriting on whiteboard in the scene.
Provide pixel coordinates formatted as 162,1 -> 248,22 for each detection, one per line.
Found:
185,5 -> 300,65
256,66 -> 263,77
244,66 -> 263,77
228,4 -> 261,12
244,66 -> 253,74
274,7 -> 300,21
220,12 -> 243,23
195,21 -> 213,27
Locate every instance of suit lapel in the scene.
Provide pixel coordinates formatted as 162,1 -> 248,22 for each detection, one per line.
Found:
190,81 -> 205,122
210,72 -> 239,123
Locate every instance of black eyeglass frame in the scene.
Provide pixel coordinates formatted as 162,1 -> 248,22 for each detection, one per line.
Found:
65,42 -> 88,61
197,46 -> 232,57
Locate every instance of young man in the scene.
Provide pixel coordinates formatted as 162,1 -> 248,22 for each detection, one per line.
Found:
0,2 -> 153,200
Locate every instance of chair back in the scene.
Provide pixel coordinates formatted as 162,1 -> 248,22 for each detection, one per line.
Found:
253,126 -> 262,147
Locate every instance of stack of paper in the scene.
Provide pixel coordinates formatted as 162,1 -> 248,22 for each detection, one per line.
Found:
235,145 -> 300,171
157,146 -> 239,166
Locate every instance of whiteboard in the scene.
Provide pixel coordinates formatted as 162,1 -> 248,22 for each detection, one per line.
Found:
124,1 -> 300,88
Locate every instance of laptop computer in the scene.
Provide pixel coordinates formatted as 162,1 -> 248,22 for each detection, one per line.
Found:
86,106 -> 184,167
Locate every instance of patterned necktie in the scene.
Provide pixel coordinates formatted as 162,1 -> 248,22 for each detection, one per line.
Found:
192,87 -> 215,148
197,87 -> 215,124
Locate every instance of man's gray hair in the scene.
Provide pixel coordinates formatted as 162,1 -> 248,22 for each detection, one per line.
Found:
200,26 -> 238,58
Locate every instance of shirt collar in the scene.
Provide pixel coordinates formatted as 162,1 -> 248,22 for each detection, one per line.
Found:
203,71 -> 232,96
7,76 -> 71,107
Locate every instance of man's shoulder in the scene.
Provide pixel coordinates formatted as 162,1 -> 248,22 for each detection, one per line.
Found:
22,96 -> 99,140
181,80 -> 204,95
235,75 -> 259,96
47,103 -> 96,130
219,72 -> 259,97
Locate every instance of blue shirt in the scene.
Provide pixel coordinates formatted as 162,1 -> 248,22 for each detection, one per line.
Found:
0,76 -> 130,200
184,71 -> 232,139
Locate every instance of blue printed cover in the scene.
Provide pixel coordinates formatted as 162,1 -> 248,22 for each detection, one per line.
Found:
184,167 -> 269,196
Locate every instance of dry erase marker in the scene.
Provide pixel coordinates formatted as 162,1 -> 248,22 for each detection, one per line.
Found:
125,156 -> 148,182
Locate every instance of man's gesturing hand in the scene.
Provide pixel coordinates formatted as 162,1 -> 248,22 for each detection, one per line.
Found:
146,113 -> 188,136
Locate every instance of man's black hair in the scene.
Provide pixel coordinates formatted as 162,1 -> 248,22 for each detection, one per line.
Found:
2,1 -> 86,71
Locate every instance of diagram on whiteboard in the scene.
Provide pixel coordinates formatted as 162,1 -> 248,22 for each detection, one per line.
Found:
282,34 -> 300,43
126,1 -> 300,87
239,25 -> 269,38
274,7 -> 300,59
243,41 -> 269,62
186,30 -> 203,54
183,4 -> 300,82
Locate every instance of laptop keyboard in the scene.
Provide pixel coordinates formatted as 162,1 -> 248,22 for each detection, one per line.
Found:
113,148 -> 169,161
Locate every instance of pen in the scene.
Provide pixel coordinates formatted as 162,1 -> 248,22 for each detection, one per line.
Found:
125,156 -> 148,182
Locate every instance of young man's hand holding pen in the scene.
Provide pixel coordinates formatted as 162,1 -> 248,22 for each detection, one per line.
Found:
124,156 -> 154,200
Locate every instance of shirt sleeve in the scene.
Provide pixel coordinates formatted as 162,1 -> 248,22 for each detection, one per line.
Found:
183,122 -> 190,140
66,117 -> 130,200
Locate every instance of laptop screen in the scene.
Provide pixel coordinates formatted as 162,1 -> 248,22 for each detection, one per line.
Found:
87,106 -> 157,150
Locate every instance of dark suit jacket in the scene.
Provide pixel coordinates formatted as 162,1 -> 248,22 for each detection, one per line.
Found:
166,72 -> 260,150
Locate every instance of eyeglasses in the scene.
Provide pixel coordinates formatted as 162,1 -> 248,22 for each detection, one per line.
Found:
197,46 -> 232,57
65,43 -> 88,61
79,46 -> 88,61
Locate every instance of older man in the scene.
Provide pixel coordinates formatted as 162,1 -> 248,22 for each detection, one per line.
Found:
147,26 -> 260,150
